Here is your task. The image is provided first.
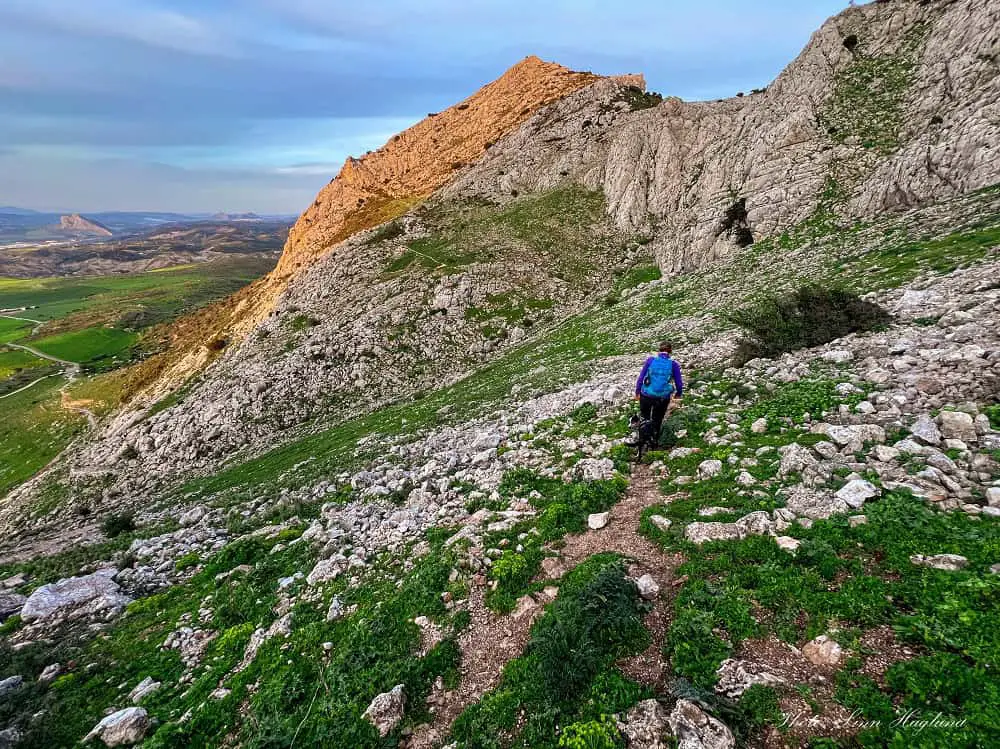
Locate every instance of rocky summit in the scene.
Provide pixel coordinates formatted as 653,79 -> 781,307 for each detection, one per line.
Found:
2,0 -> 1000,747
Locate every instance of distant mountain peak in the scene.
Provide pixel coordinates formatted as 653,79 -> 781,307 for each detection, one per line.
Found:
59,213 -> 113,237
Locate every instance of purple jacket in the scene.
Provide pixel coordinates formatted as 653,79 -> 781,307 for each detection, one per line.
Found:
635,353 -> 683,398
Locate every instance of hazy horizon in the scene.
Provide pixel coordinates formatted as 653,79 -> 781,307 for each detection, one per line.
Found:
2,0 -> 855,214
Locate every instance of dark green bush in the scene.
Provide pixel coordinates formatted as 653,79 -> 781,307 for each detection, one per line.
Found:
730,285 -> 891,365
100,512 -> 136,538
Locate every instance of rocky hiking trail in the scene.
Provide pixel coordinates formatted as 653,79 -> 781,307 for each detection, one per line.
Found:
407,464 -> 682,748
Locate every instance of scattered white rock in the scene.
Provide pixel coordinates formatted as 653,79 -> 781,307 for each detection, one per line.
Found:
588,512 -> 610,530
910,414 -> 942,446
83,707 -> 150,746
128,677 -> 161,704
635,574 -> 659,600
802,635 -> 844,668
715,659 -> 785,698
20,569 -> 131,624
668,698 -> 735,749
617,699 -> 670,749
834,480 -> 879,509
750,417 -> 768,434
649,515 -> 672,533
362,684 -> 406,737
775,536 -> 801,553
697,460 -> 723,480
937,410 -> 977,443
910,554 -> 968,571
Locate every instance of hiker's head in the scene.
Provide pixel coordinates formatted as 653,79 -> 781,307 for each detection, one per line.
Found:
658,341 -> 672,354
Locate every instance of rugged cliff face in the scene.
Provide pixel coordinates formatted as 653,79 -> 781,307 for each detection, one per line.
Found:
446,0 -> 1000,272
14,0 -> 1000,510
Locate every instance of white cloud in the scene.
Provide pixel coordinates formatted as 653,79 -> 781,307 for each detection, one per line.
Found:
0,0 -> 240,57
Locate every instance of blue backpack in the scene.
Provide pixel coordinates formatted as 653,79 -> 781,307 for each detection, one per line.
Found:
642,356 -> 675,398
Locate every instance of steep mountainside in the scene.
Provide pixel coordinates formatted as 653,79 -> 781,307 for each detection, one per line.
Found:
49,0 -> 999,505
122,57 -> 606,399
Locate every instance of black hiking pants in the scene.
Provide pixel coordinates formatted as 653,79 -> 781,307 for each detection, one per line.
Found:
639,394 -> 671,446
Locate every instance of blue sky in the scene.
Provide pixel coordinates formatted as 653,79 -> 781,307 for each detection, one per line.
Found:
0,0 -> 852,214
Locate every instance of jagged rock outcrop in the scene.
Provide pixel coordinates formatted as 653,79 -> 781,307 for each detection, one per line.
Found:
447,0 -> 1000,271
123,57 -> 604,398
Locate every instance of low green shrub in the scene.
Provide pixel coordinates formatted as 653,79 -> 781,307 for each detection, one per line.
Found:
730,285 -> 891,364
100,512 -> 136,538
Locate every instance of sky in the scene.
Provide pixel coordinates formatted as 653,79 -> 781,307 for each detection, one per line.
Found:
0,0 -> 853,215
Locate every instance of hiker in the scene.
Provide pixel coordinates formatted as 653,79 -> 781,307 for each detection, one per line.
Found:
631,341 -> 683,448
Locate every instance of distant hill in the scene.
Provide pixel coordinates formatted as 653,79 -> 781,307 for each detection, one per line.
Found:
59,214 -> 113,237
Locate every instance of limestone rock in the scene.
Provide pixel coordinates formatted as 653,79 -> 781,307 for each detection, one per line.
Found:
834,480 -> 879,509
910,554 -> 968,571
0,676 -> 23,697
910,414 -> 942,446
802,635 -> 844,668
937,410 -> 977,443
362,684 -> 406,737
20,569 -> 130,624
0,592 -> 25,622
588,512 -> 610,530
617,699 -> 670,749
775,536 -> 801,553
715,659 -> 785,698
649,515 -> 672,533
83,707 -> 150,746
697,460 -> 723,480
668,699 -> 735,749
635,574 -> 659,600
128,677 -> 161,703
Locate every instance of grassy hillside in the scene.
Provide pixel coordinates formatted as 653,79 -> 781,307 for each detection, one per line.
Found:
0,256 -> 277,497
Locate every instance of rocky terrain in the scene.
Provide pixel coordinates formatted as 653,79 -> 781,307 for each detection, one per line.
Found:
1,0 -> 999,747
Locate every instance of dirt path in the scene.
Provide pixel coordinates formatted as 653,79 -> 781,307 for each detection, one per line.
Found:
0,372 -> 60,400
556,465 -> 684,688
406,465 -> 680,749
0,314 -> 45,336
4,341 -> 78,368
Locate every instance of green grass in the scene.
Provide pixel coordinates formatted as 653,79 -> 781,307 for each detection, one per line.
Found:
0,347 -> 47,380
0,257 -> 272,327
0,376 -> 84,496
3,535 -> 465,748
819,24 -> 926,153
30,326 -> 138,365
0,316 -> 33,344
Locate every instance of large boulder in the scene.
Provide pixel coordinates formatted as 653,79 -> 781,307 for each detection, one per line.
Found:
83,707 -> 150,746
937,411 -> 977,443
362,684 -> 406,737
21,569 -> 130,624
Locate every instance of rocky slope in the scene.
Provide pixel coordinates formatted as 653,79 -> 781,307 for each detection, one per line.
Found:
122,57 -> 607,399
46,0 -> 998,511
